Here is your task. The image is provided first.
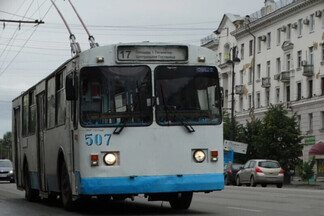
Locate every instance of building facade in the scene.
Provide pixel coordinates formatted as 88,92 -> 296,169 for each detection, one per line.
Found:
202,0 -> 324,178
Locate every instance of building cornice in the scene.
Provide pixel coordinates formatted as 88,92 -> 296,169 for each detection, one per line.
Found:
232,0 -> 321,38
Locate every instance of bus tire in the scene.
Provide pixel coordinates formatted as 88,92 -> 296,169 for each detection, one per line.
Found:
169,192 -> 193,210
24,163 -> 39,202
60,161 -> 74,211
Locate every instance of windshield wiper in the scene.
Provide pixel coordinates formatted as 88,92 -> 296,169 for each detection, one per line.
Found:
113,123 -> 125,134
159,85 -> 195,133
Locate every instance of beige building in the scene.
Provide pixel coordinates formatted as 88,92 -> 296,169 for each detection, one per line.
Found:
202,0 -> 324,178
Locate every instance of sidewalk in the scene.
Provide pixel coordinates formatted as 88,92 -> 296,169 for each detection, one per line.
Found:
286,177 -> 324,190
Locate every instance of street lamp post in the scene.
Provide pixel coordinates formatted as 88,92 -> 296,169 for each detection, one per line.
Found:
227,46 -> 240,141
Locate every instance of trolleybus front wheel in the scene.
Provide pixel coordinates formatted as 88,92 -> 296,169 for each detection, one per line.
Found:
60,161 -> 74,211
169,192 -> 193,210
24,163 -> 39,202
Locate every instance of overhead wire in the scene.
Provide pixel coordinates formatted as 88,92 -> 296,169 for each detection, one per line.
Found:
0,0 -> 54,77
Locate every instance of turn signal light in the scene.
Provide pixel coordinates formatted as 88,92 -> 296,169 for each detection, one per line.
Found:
211,150 -> 218,162
91,154 -> 99,166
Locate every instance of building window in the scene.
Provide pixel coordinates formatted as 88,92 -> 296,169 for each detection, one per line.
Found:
321,44 -> 324,62
277,28 -> 281,45
286,54 -> 291,71
309,47 -> 314,65
266,61 -> 271,77
239,96 -> 243,112
267,32 -> 271,49
224,44 -> 230,62
308,79 -> 313,98
249,40 -> 253,56
321,111 -> 324,129
310,14 -> 315,32
257,64 -> 261,80
241,43 -> 244,60
287,24 -> 291,40
248,94 -> 252,109
276,88 -> 280,103
309,113 -> 313,131
297,115 -> 301,129
322,77 -> 324,95
257,37 -> 262,53
297,82 -> 302,100
297,50 -> 302,68
240,70 -> 243,85
286,86 -> 290,102
248,67 -> 252,84
256,92 -> 260,108
276,57 -> 281,74
298,19 -> 303,36
266,89 -> 270,107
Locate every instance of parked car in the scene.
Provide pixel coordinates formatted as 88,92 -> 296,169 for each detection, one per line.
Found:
224,163 -> 244,185
236,159 -> 284,188
0,159 -> 15,183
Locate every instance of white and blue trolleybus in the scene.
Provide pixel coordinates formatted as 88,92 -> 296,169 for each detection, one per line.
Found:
12,42 -> 224,210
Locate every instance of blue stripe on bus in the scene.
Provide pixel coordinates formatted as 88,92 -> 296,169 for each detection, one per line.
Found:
79,173 -> 224,195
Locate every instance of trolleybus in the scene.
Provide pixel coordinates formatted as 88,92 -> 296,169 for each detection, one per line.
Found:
12,42 -> 224,210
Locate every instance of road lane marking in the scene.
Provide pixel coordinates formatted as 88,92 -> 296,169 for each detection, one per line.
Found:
227,206 -> 263,213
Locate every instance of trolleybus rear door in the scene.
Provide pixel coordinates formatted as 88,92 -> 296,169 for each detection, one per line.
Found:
37,92 -> 46,191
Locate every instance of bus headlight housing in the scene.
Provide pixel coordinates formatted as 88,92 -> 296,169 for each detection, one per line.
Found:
104,152 -> 118,166
193,150 -> 206,163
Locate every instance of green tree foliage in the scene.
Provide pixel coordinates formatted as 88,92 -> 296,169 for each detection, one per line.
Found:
258,105 -> 302,172
223,105 -> 302,172
296,157 -> 315,184
0,132 -> 12,160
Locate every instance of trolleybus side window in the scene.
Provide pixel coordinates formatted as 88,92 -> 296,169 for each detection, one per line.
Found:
80,66 -> 152,127
22,94 -> 29,136
56,72 -> 66,126
47,76 -> 56,129
155,66 -> 221,126
29,90 -> 36,134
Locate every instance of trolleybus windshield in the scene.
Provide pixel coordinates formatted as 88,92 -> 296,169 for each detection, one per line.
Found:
155,66 -> 221,126
80,66 -> 152,127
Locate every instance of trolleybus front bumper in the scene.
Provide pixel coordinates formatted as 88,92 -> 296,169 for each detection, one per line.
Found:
77,173 -> 224,195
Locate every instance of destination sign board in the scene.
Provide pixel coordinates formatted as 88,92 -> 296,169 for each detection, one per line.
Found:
117,45 -> 188,61
224,140 -> 248,154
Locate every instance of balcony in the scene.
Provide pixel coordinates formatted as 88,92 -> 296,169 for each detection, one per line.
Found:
235,85 -> 244,95
280,71 -> 290,83
261,77 -> 271,88
302,64 -> 314,77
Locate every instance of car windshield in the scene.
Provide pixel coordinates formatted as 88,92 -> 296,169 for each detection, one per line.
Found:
232,164 -> 243,170
0,161 -> 12,167
155,66 -> 222,125
80,66 -> 152,127
259,161 -> 280,168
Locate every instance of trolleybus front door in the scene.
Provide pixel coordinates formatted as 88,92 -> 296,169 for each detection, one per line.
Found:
37,92 -> 46,191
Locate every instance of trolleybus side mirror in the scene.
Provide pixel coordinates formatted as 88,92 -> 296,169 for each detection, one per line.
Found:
66,73 -> 77,101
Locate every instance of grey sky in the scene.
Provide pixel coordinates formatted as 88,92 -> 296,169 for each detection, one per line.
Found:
0,0 -> 264,137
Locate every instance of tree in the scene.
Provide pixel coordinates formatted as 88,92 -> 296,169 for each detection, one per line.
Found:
296,157 -> 316,184
258,105 -> 302,179
0,132 -> 12,160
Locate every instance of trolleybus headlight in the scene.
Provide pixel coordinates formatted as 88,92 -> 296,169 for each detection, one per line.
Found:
193,150 -> 206,163
104,152 -> 118,166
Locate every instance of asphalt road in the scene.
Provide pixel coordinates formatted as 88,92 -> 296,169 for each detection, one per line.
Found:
0,182 -> 323,216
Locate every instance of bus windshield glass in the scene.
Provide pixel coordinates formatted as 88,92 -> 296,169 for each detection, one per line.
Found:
155,66 -> 221,125
80,66 -> 152,127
